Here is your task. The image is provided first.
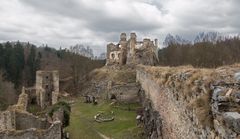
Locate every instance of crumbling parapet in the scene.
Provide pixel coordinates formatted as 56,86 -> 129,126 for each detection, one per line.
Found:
16,87 -> 28,111
8,87 -> 29,111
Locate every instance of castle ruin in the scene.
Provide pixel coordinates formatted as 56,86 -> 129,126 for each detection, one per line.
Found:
35,71 -> 59,108
0,87 -> 61,139
106,33 -> 159,66
0,70 -> 62,139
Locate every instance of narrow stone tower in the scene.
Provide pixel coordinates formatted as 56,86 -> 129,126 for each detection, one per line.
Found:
36,71 -> 59,108
119,33 -> 128,65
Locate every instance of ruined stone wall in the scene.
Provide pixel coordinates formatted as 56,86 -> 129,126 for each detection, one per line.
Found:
52,71 -> 59,105
0,110 -> 15,131
137,67 -> 199,139
108,83 -> 140,103
15,111 -> 50,130
15,87 -> 28,111
0,121 -> 61,139
137,65 -> 240,139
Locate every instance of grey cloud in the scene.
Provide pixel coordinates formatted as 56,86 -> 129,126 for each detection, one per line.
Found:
0,0 -> 239,55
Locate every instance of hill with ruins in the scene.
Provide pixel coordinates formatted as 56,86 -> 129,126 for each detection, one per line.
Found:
1,33 -> 240,139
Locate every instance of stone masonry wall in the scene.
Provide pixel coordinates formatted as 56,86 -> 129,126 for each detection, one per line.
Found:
137,68 -> 199,139
15,111 -> 50,130
0,110 -> 15,131
0,121 -> 61,139
137,65 -> 240,139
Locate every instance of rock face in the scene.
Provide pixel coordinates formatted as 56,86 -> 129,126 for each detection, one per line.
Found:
137,65 -> 240,139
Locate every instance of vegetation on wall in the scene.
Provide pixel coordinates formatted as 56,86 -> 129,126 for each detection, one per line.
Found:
48,101 -> 71,127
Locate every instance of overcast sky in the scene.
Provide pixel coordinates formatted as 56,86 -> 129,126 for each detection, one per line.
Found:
0,0 -> 239,55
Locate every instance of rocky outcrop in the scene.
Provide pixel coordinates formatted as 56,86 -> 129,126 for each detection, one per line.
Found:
137,65 -> 240,139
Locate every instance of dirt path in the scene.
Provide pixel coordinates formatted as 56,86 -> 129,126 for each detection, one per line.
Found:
97,132 -> 112,139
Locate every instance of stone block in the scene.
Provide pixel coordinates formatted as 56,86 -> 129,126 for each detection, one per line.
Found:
223,112 -> 240,134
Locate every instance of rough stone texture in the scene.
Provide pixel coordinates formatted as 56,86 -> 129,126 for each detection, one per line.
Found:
137,68 -> 198,139
108,83 -> 140,103
140,91 -> 162,139
0,121 -> 61,139
0,110 -> 15,131
15,111 -> 50,130
137,65 -> 240,139
36,70 -> 59,108
106,33 -> 158,66
0,109 -> 50,131
0,100 -> 61,139
223,112 -> 240,134
16,87 -> 28,111
234,72 -> 240,82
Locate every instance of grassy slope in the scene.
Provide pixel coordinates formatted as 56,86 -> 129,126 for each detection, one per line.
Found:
65,98 -> 144,139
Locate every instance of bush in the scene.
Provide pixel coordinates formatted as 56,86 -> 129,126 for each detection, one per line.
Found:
48,101 -> 71,127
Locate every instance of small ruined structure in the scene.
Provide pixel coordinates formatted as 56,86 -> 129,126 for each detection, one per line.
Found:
0,87 -> 62,139
36,71 -> 59,108
106,33 -> 159,66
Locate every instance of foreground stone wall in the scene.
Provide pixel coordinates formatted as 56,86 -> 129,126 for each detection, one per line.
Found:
15,111 -> 49,130
137,67 -> 199,139
0,121 -> 61,139
137,65 -> 240,139
0,110 -> 15,131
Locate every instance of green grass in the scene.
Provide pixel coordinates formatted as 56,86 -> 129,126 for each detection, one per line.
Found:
65,99 -> 145,139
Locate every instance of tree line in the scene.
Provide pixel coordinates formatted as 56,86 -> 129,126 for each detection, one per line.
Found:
158,37 -> 240,68
0,41 -> 40,88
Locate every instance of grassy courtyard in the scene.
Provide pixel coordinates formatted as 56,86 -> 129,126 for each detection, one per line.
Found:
65,98 -> 144,139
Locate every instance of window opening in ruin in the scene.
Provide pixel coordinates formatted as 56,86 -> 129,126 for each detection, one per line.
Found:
46,76 -> 49,79
110,94 -> 116,100
31,98 -> 37,105
46,85 -> 49,89
111,53 -> 115,59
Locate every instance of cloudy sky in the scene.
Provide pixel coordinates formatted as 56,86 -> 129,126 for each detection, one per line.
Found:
0,0 -> 239,55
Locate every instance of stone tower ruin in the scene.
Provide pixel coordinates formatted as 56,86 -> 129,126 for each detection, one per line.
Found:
36,71 -> 59,108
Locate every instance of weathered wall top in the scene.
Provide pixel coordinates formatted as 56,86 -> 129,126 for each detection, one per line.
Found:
137,64 -> 240,139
